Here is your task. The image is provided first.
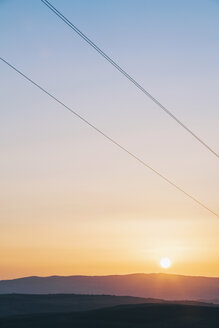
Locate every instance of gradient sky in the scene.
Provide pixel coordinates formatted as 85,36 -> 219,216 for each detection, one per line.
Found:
0,0 -> 219,279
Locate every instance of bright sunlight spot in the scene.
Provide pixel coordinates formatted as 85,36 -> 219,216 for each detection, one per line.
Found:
160,257 -> 171,269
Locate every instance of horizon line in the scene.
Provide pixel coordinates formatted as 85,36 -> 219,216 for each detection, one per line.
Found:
1,272 -> 219,282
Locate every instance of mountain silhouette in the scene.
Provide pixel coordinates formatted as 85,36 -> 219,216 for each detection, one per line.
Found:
1,273 -> 218,302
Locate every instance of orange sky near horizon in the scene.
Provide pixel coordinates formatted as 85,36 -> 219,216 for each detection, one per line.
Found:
1,217 -> 219,279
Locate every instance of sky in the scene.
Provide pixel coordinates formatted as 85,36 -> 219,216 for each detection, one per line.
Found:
0,0 -> 219,279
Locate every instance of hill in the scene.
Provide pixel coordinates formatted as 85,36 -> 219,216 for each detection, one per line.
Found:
0,294 -> 150,317
0,273 -> 218,302
0,303 -> 218,328
0,294 -> 215,317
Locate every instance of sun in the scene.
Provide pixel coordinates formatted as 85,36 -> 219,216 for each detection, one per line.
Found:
160,257 -> 171,269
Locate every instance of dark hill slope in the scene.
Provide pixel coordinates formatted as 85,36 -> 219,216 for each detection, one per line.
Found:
0,303 -> 219,328
0,294 -> 214,317
0,294 -> 150,317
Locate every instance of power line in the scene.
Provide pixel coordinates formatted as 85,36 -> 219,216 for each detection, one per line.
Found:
0,57 -> 218,218
40,0 -> 218,159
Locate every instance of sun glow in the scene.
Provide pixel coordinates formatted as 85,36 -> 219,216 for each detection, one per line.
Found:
160,257 -> 171,269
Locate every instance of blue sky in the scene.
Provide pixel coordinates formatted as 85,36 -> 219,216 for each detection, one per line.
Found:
0,0 -> 219,278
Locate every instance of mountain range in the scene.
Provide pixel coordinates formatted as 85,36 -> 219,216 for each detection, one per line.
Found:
1,273 -> 218,302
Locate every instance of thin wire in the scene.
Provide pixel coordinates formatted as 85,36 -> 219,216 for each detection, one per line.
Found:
0,57 -> 218,218
40,0 -> 218,159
